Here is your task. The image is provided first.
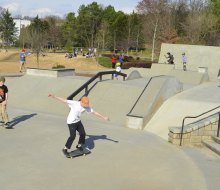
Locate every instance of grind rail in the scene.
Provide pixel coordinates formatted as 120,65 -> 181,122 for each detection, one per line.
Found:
67,70 -> 127,100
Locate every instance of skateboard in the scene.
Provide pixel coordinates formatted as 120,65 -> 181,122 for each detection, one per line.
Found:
66,147 -> 91,158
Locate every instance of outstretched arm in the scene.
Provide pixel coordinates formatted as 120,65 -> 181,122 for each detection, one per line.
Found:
92,110 -> 109,121
48,94 -> 67,103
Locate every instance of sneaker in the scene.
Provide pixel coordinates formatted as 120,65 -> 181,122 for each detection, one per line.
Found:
76,144 -> 83,151
62,148 -> 69,156
5,122 -> 11,128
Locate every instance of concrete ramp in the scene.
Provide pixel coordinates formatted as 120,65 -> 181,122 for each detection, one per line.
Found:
6,74 -> 181,129
123,65 -> 208,87
126,76 -> 182,129
169,69 -> 209,85
83,79 -> 151,125
159,43 -> 220,80
145,81 -> 220,140
6,75 -> 148,126
7,75 -> 89,116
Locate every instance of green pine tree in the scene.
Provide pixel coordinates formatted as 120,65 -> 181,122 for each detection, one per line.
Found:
0,9 -> 16,46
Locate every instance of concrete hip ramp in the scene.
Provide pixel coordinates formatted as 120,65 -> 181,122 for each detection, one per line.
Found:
145,81 -> 220,140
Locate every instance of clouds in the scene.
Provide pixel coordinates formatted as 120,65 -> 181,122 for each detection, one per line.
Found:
2,2 -> 60,17
1,0 -> 139,18
3,3 -> 19,13
31,8 -> 52,17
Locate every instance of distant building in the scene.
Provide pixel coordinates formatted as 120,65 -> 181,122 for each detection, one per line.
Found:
13,18 -> 31,38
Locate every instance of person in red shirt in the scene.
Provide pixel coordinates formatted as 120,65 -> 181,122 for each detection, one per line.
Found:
111,54 -> 117,69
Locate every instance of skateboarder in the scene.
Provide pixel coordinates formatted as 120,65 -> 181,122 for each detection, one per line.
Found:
48,94 -> 109,156
182,53 -> 187,71
164,52 -> 174,64
0,76 -> 10,127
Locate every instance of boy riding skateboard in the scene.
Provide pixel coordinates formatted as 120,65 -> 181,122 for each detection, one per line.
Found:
48,94 -> 109,156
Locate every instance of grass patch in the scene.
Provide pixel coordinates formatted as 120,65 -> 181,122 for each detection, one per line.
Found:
97,56 -> 112,68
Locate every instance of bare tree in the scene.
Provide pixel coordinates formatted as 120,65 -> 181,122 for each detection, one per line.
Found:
137,0 -> 173,61
181,0 -> 216,44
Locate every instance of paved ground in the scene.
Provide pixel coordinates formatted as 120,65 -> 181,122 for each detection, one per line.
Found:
0,71 -> 219,190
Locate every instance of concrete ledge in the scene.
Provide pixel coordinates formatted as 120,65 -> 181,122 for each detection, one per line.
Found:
26,68 -> 75,77
126,115 -> 143,130
198,67 -> 208,73
168,115 -> 219,145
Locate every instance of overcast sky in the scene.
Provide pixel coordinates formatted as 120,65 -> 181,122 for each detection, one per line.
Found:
1,0 -> 140,18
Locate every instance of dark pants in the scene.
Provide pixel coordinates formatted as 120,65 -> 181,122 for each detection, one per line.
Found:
65,121 -> 86,149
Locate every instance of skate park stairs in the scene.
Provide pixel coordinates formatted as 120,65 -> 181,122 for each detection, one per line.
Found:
168,106 -> 220,146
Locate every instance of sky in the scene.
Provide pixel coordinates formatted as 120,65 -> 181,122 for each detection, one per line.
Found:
1,0 -> 140,18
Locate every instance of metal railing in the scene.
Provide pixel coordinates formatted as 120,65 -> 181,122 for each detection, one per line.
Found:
179,105 -> 220,146
67,70 -> 127,100
127,75 -> 165,117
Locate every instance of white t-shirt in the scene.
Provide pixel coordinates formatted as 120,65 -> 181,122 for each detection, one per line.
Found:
116,66 -> 121,72
66,100 -> 93,124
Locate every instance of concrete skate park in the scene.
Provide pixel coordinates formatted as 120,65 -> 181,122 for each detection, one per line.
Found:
1,43 -> 220,190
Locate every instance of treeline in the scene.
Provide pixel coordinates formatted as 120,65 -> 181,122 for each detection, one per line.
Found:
0,0 -> 220,58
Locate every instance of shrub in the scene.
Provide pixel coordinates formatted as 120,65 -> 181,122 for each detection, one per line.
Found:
52,64 -> 65,69
122,61 -> 152,69
123,55 -> 134,62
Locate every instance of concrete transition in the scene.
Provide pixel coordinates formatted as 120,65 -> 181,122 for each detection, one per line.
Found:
126,70 -> 142,80
159,43 -> 220,80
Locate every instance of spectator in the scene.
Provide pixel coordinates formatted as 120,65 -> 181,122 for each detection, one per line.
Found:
182,53 -> 187,71
111,54 -> 117,69
119,54 -> 124,67
65,53 -> 72,59
19,49 -> 26,72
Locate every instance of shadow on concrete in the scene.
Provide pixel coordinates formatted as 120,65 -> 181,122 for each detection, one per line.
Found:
85,134 -> 119,150
9,113 -> 37,128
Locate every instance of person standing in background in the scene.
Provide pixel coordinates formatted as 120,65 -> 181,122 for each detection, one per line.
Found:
19,49 -> 26,72
111,54 -> 117,69
182,53 -> 187,71
119,54 -> 124,68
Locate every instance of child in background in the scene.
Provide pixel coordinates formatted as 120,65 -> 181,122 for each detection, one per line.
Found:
182,53 -> 187,71
114,62 -> 121,80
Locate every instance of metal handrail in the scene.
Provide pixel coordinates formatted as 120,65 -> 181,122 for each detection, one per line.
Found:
67,70 -> 127,100
179,105 -> 220,146
127,75 -> 165,117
